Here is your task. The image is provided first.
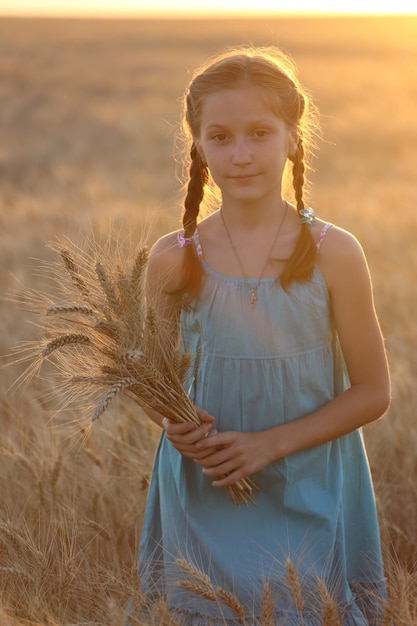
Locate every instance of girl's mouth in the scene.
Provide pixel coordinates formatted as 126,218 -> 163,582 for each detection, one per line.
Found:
230,173 -> 259,180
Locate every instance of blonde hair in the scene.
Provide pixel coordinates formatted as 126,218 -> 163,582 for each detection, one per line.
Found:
179,46 -> 320,294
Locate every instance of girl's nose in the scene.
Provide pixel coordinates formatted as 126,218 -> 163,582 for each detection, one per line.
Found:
231,139 -> 253,166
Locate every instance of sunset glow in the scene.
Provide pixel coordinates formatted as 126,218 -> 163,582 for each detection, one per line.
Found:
0,0 -> 415,17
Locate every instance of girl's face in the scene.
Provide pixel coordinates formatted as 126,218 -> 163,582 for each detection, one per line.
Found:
196,85 -> 298,208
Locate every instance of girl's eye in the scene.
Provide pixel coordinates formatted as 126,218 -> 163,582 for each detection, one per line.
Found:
212,133 -> 228,142
253,129 -> 269,138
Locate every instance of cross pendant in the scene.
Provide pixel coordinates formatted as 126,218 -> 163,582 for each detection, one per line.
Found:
250,288 -> 257,308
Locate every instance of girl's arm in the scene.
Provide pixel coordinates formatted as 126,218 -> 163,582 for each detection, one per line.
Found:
143,232 -> 217,453
197,227 -> 391,487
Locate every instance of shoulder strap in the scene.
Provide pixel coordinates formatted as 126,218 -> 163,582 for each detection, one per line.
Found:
316,223 -> 333,251
192,229 -> 204,262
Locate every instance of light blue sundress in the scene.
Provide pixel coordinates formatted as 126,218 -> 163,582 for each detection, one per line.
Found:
138,223 -> 386,625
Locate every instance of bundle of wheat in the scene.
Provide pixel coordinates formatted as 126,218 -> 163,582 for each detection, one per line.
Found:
10,237 -> 258,507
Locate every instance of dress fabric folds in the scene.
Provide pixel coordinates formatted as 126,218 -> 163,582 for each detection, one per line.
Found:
138,242 -> 386,625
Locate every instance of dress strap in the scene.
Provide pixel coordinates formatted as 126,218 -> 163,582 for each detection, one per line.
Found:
177,229 -> 203,262
179,224 -> 331,259
316,223 -> 333,251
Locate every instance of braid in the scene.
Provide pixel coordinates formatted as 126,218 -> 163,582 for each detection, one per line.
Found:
291,138 -> 305,213
182,144 -> 208,238
177,144 -> 208,299
281,138 -> 317,290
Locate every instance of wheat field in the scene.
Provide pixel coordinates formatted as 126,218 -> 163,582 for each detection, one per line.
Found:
0,15 -> 416,625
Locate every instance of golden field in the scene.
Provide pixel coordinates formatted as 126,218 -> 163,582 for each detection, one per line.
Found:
0,15 -> 416,624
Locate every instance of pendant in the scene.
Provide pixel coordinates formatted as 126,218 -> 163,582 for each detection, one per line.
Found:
250,288 -> 257,308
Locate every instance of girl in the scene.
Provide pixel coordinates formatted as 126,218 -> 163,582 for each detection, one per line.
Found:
138,47 -> 390,625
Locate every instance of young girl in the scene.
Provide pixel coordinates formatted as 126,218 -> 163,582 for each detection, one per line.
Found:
138,46 -> 390,625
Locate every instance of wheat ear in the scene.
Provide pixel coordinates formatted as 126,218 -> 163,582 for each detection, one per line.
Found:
96,261 -> 121,316
261,580 -> 274,626
214,586 -> 246,621
92,378 -> 137,421
175,558 -> 246,621
41,333 -> 91,357
46,304 -> 96,317
177,579 -> 218,603
316,577 -> 342,626
285,558 -> 305,624
60,248 -> 92,300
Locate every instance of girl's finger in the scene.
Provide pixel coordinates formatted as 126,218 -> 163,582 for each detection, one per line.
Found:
195,408 -> 215,424
163,418 -> 197,435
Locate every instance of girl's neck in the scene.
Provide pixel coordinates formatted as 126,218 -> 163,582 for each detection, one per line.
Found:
220,197 -> 288,230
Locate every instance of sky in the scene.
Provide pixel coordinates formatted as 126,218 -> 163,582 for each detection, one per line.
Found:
0,0 -> 415,18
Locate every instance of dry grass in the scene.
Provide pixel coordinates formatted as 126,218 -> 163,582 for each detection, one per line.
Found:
0,14 -> 416,624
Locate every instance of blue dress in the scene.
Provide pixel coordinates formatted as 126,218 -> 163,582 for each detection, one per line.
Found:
138,226 -> 386,625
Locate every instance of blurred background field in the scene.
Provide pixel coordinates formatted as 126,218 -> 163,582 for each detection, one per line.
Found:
0,15 -> 416,624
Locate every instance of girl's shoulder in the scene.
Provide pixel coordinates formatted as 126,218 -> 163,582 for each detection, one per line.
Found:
314,221 -> 365,259
314,221 -> 370,291
150,229 -> 183,256
148,229 -> 188,293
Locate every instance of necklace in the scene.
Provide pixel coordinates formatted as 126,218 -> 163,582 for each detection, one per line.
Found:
220,201 -> 288,308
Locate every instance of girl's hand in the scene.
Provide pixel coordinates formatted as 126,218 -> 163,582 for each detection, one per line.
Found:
195,429 -> 275,488
162,407 -> 218,460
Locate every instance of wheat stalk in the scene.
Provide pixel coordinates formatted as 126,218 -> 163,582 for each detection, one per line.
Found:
0,523 -> 25,558
86,520 -> 112,541
285,558 -> 305,624
382,561 -> 416,625
92,378 -> 137,421
214,586 -> 246,621
177,579 -> 218,603
41,333 -> 92,357
176,557 -> 245,622
96,261 -> 121,317
316,577 -> 342,625
60,248 -> 92,301
174,557 -> 212,585
46,304 -> 96,317
11,236 -> 259,507
0,566 -> 35,586
260,580 -> 274,626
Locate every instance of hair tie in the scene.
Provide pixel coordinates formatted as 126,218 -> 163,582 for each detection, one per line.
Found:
178,231 -> 194,248
299,207 -> 316,226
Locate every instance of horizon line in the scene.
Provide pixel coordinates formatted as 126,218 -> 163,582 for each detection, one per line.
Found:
0,10 -> 416,19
